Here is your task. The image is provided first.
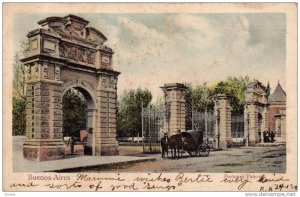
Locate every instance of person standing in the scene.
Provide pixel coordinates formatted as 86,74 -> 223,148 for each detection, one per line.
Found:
263,131 -> 267,143
270,131 -> 275,143
84,128 -> 93,155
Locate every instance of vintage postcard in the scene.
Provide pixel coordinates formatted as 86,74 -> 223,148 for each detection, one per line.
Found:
2,3 -> 297,193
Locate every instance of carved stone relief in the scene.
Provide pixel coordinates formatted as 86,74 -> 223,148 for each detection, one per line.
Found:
65,23 -> 85,38
110,76 -> 117,89
42,64 -> 48,78
171,91 -> 176,100
25,65 -> 31,80
54,66 -> 60,80
32,64 -> 39,79
101,77 -> 108,88
59,42 -> 96,64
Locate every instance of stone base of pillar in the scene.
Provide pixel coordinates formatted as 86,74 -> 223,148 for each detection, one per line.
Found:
23,140 -> 65,161
212,138 -> 218,149
100,145 -> 119,156
95,138 -> 119,156
219,138 -> 227,149
226,138 -> 233,148
248,140 -> 257,146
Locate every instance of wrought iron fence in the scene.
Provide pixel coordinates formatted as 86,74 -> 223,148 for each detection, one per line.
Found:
231,115 -> 244,138
142,105 -> 166,153
192,110 -> 215,145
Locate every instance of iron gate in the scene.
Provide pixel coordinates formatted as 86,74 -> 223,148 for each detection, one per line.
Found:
192,110 -> 215,146
231,114 -> 244,146
142,105 -> 165,153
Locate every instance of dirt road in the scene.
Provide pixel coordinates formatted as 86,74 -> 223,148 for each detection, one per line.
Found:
85,145 -> 286,173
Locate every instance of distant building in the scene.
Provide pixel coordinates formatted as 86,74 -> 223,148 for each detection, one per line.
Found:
268,82 -> 286,143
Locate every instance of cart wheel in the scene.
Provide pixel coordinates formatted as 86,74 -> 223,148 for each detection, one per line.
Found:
188,151 -> 197,157
198,143 -> 210,157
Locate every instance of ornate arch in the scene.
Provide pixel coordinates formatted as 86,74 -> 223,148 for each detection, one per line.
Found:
62,79 -> 96,109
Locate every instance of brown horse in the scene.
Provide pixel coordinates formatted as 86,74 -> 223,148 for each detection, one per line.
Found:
160,132 -> 169,158
169,132 -> 184,159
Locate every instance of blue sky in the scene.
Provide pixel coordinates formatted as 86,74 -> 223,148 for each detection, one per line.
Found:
14,13 -> 286,101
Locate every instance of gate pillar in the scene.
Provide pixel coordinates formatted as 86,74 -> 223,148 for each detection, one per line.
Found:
244,81 -> 269,146
213,94 -> 233,149
22,61 -> 65,161
96,73 -> 120,156
161,83 -> 187,136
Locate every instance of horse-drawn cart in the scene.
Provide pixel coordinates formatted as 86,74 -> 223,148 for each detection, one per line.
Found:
181,130 -> 210,157
161,130 -> 210,159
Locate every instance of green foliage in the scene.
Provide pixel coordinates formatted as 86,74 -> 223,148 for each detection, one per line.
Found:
13,41 -> 30,100
185,83 -> 214,130
62,89 -> 87,136
262,81 -> 271,98
212,76 -> 252,115
192,83 -> 214,111
117,88 -> 152,137
12,98 -> 27,136
12,41 -> 30,136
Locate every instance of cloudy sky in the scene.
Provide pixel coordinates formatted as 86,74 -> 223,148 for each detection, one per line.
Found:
14,13 -> 286,101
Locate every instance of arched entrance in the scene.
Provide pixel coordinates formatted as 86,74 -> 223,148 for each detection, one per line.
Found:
62,86 -> 96,155
21,14 -> 120,161
63,86 -> 96,132
244,81 -> 269,146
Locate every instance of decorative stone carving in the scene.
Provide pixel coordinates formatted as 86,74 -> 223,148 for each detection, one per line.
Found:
42,64 -> 48,78
33,64 -> 39,79
64,22 -> 85,38
25,65 -> 31,80
59,42 -> 96,64
171,92 -> 176,100
86,27 -> 107,45
110,76 -> 117,89
102,77 -> 108,88
54,66 -> 60,80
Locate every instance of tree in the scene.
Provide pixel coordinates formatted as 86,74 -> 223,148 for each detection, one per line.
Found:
192,83 -> 214,112
262,81 -> 271,98
62,89 -> 87,136
12,41 -> 30,136
212,76 -> 252,115
12,98 -> 26,136
13,41 -> 30,100
184,84 -> 193,130
117,88 -> 152,138
185,83 -> 214,130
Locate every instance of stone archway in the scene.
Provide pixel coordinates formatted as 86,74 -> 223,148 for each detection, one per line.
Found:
63,84 -> 96,132
21,15 -> 120,161
244,81 -> 269,146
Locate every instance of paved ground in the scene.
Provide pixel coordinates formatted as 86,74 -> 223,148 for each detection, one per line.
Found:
13,137 -> 155,172
13,137 -> 286,173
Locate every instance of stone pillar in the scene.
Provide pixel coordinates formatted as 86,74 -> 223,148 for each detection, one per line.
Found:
244,109 -> 250,147
280,110 -> 286,143
23,62 -> 64,161
244,104 -> 257,146
213,94 -> 233,149
161,83 -> 187,136
96,73 -> 119,155
244,81 -> 269,146
214,109 -> 220,149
